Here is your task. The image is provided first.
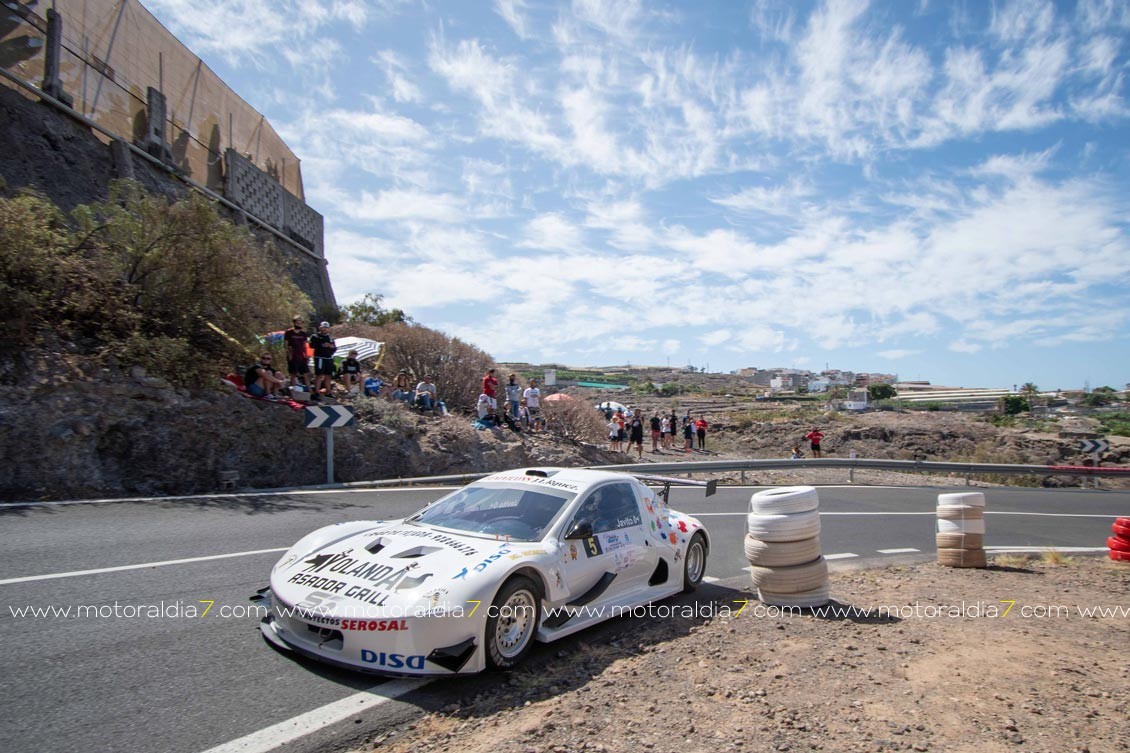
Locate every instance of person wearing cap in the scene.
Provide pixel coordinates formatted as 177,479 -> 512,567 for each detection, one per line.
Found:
308,322 -> 337,400
340,349 -> 363,395
244,353 -> 285,399
283,316 -> 310,391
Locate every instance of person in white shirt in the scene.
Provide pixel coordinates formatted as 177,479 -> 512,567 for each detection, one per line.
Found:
414,375 -> 437,411
523,379 -> 542,430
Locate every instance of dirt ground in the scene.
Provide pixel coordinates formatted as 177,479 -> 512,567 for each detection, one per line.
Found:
352,555 -> 1129,753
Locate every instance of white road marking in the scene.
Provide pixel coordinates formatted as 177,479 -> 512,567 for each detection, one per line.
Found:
983,546 -> 1110,553
824,553 -> 859,560
877,548 -> 921,554
0,548 -> 288,586
200,679 -> 427,753
0,486 -> 461,508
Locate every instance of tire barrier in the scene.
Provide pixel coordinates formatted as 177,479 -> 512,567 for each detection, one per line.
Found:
1110,518 -> 1130,562
746,486 -> 829,607
937,491 -> 986,568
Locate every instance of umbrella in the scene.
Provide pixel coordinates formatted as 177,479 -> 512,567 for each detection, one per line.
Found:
597,400 -> 627,413
334,336 -> 383,361
544,393 -> 575,402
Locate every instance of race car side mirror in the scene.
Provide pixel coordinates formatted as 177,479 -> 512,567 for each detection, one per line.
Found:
565,520 -> 594,540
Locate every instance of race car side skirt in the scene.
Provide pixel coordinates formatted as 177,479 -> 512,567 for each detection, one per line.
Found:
542,571 -> 616,629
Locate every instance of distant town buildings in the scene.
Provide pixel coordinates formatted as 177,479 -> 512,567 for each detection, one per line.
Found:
734,367 -> 897,394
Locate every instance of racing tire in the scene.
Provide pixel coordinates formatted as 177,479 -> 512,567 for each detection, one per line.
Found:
747,510 -> 821,542
935,505 -> 983,520
1110,549 -> 1130,562
937,548 -> 987,568
1113,521 -> 1130,538
1107,536 -> 1130,553
936,532 -> 984,550
750,486 -> 819,514
749,557 -> 828,594
936,518 -> 986,535
743,534 -> 822,567
938,492 -> 986,508
682,532 -> 708,593
484,576 -> 542,671
757,584 -> 830,609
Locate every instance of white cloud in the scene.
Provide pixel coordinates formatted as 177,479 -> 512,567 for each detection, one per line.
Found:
495,0 -> 531,39
877,349 -> 920,360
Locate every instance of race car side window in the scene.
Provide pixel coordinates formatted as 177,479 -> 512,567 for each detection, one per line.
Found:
573,483 -> 643,535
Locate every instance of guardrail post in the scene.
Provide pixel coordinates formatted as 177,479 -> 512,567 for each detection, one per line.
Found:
740,470 -> 745,483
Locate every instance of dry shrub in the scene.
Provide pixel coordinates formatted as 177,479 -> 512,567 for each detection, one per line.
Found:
373,322 -> 494,412
541,398 -> 606,442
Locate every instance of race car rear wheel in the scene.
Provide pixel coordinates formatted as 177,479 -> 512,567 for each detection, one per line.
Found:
682,532 -> 708,592
485,576 -> 541,670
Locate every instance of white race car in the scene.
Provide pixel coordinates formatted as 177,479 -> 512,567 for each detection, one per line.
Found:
258,468 -> 714,675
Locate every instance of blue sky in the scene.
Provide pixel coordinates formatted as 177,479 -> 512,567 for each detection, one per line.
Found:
143,0 -> 1130,390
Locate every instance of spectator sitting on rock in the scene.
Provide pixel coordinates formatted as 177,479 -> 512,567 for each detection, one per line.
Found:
477,392 -> 493,420
340,350 -> 363,395
363,371 -> 385,398
244,353 -> 285,399
392,369 -> 413,403
414,374 -> 438,412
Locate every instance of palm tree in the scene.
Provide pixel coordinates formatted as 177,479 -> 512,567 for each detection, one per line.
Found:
1020,382 -> 1039,411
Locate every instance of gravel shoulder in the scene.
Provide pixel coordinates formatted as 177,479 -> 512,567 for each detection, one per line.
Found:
352,555 -> 1129,753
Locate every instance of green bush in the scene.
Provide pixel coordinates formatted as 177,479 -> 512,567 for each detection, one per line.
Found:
0,181 -> 311,386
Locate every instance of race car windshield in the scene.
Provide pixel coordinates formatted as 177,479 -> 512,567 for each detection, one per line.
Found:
410,485 -> 575,541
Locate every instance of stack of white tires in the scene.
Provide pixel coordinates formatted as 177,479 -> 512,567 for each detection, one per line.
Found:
936,492 -> 986,568
745,486 -> 829,607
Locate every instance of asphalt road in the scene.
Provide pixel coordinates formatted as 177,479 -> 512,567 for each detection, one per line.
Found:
1,484 -> 1126,753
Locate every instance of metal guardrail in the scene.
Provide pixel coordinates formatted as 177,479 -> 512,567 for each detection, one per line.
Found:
311,457 -> 1128,492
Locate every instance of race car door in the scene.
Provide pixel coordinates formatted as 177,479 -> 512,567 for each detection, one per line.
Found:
559,481 -> 656,603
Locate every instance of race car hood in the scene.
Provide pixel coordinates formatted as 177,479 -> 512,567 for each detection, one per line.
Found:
270,521 -> 528,615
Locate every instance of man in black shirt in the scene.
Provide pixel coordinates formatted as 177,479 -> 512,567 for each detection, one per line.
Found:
340,349 -> 362,395
283,317 -> 310,391
308,322 -> 337,399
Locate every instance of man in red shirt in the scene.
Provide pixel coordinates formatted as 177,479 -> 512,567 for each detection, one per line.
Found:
482,368 -> 499,410
805,427 -> 825,458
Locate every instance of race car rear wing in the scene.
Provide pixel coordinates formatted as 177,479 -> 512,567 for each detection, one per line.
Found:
633,474 -> 717,503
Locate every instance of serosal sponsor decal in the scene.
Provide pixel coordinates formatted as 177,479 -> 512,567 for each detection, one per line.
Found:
340,619 -> 408,632
360,649 -> 425,670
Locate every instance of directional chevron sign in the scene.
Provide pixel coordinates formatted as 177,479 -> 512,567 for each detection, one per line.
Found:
1078,439 -> 1109,454
304,405 -> 355,429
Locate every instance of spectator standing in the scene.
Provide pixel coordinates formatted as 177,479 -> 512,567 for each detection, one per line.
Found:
392,369 -> 413,403
660,414 -> 671,449
340,350 -> 362,395
308,322 -> 337,400
414,374 -> 438,412
283,317 -> 310,391
482,368 -> 499,410
607,415 -> 621,452
805,427 -> 825,458
695,417 -> 708,450
668,410 -> 678,449
518,399 -> 531,429
244,353 -> 285,399
682,420 -> 694,453
614,409 -> 627,449
628,413 -> 645,458
505,374 -> 522,419
523,379 -> 542,430
649,413 -> 661,452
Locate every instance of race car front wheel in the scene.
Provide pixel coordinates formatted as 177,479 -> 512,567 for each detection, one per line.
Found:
485,576 -> 541,670
682,532 -> 708,592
